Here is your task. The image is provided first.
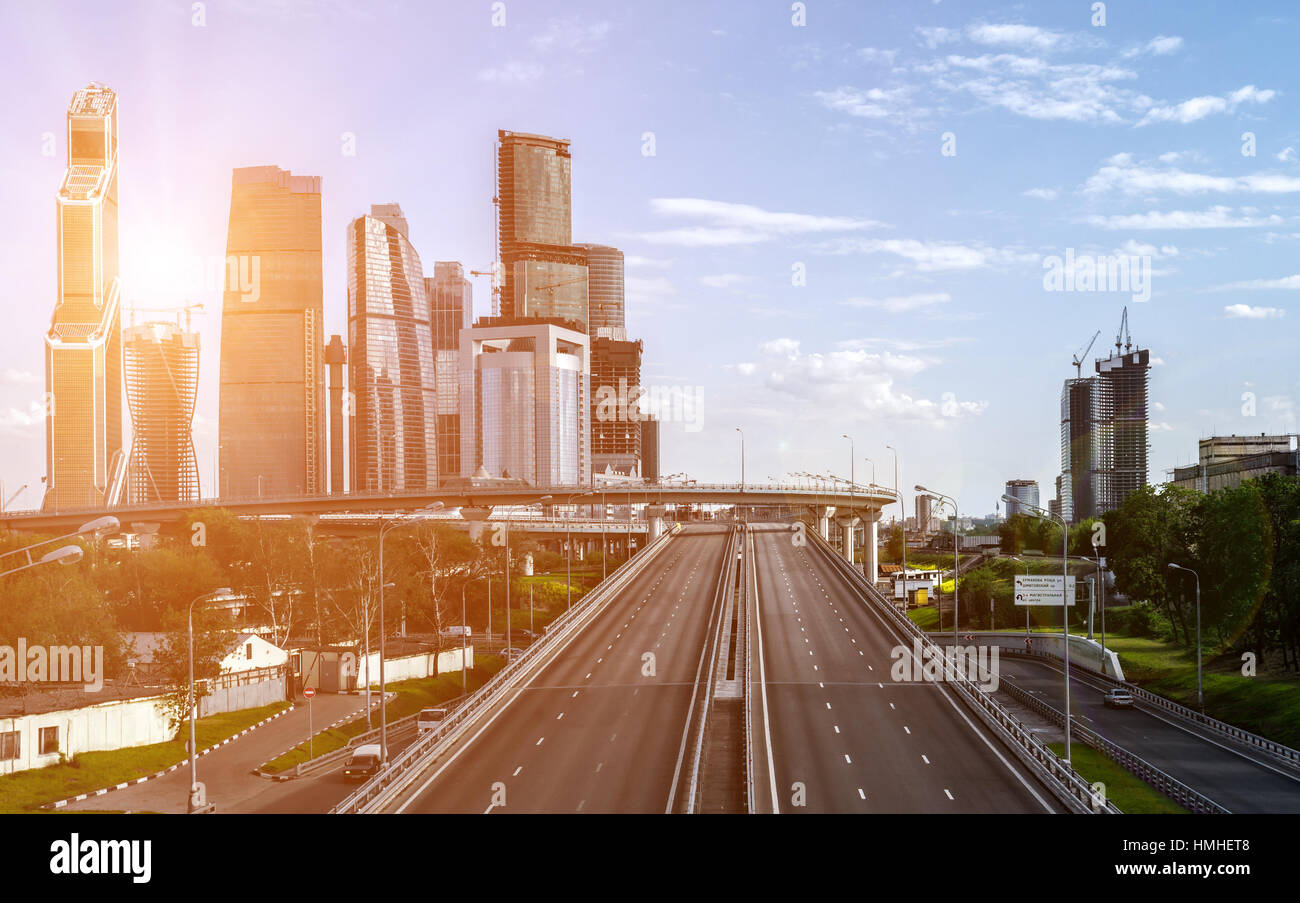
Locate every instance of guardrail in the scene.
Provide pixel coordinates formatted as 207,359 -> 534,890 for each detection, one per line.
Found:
804,526 -> 1114,814
331,523 -> 681,814
982,664 -> 1228,814
742,527 -> 756,815
682,525 -> 738,813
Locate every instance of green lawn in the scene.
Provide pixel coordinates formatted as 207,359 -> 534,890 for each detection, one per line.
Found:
0,701 -> 290,814
1048,742 -> 1188,814
907,607 -> 940,630
261,658 -> 505,773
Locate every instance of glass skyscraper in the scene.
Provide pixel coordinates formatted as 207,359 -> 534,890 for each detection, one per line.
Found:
575,244 -> 625,338
124,320 -> 200,503
427,262 -> 473,483
496,130 -> 589,332
348,204 -> 438,493
218,165 -> 325,499
44,83 -> 123,511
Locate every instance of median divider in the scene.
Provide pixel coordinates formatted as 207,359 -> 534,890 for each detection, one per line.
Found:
331,523 -> 681,814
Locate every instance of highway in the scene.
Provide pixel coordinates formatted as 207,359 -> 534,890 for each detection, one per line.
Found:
394,525 -> 731,813
998,656 -> 1300,813
749,525 -> 1061,813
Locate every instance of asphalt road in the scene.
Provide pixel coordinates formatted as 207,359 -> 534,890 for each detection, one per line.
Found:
397,525 -> 731,813
750,526 -> 1061,813
998,657 -> 1300,813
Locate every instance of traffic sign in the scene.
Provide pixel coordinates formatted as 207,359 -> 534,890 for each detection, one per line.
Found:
304,686 -> 316,699
1014,574 -> 1076,606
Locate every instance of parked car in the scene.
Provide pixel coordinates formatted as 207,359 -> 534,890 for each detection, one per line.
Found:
417,707 -> 447,732
1103,688 -> 1134,709
342,743 -> 384,782
440,625 -> 473,638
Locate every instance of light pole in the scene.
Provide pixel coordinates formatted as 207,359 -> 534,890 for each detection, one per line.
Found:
843,435 -> 855,566
565,490 -> 594,610
1168,563 -> 1203,711
917,485 -> 958,650
505,495 -> 552,656
0,515 -> 118,579
461,574 -> 487,693
187,586 -> 232,813
377,501 -> 444,763
886,445 -> 906,609
1004,494 -> 1072,766
1093,537 -> 1107,671
736,427 -> 745,493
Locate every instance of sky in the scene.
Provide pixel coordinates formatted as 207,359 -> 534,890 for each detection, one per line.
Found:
2,0 -> 1298,520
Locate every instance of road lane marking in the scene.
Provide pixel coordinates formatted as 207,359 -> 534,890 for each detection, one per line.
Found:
513,766 -> 522,776
536,736 -> 544,745
944,789 -> 954,800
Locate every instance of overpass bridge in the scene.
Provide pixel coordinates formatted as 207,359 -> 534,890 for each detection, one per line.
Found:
0,483 -> 898,581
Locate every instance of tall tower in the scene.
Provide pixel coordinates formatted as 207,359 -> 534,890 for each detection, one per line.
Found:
217,165 -> 325,499
1059,376 -> 1099,523
347,204 -> 437,493
427,262 -> 473,482
590,336 -> 643,475
124,320 -> 199,503
325,334 -> 347,494
574,244 -> 625,338
44,83 -> 123,511
1096,345 -> 1150,514
496,130 -> 588,331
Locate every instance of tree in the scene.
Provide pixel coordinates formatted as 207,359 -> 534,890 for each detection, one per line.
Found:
1103,485 -> 1199,646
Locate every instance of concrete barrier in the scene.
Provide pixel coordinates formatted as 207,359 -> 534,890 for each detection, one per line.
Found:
931,631 -> 1124,681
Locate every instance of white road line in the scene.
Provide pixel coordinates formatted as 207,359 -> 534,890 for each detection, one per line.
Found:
944,789 -> 954,800
536,736 -> 544,746
858,788 -> 866,800
513,766 -> 522,776
922,755 -> 930,764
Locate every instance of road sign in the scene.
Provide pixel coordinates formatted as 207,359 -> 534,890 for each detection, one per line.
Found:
1014,574 -> 1076,606
304,686 -> 316,699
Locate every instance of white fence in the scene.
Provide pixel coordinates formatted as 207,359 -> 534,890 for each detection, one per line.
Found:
356,646 -> 473,689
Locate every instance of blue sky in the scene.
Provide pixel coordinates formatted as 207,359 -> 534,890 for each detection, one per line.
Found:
2,0 -> 1298,518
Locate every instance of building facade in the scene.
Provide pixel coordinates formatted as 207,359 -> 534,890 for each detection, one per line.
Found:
217,165 -> 325,499
575,243 -> 625,338
45,83 -> 124,511
1003,479 -> 1039,518
591,337 -> 643,476
325,334 -> 347,494
1095,346 -> 1150,513
427,262 -> 473,483
459,320 -> 590,486
123,320 -> 200,503
347,204 -> 437,493
1171,434 -> 1299,493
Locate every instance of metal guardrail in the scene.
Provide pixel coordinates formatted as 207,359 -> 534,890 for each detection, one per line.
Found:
331,524 -> 681,814
742,527 -> 756,815
290,692 -> 471,778
804,526 -> 1113,814
988,667 -> 1228,814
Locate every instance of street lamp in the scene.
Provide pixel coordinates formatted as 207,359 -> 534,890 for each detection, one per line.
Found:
1003,493 -> 1072,767
736,428 -> 745,493
916,485 -> 959,651
886,446 -> 906,609
565,491 -> 595,610
1168,563 -> 1203,711
842,435 -> 855,567
0,515 -> 118,579
377,501 -> 444,763
505,495 -> 552,657
187,586 -> 233,813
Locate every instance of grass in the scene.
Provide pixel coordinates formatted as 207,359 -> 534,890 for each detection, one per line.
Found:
0,701 -> 290,814
260,658 -> 506,773
1047,742 -> 1188,814
907,607 -> 940,630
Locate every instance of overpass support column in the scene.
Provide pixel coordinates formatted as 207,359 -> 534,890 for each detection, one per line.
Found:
814,506 -> 833,541
865,511 -> 881,586
834,515 -> 859,565
461,507 -> 492,543
646,505 -> 667,543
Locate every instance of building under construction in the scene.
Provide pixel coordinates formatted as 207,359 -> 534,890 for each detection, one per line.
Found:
124,319 -> 200,503
591,336 -> 643,476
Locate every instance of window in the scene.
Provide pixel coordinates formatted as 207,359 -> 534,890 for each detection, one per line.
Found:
39,726 -> 58,756
0,731 -> 18,761
246,642 -> 254,660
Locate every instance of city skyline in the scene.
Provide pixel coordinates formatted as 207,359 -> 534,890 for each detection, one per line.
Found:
4,2 -> 1300,518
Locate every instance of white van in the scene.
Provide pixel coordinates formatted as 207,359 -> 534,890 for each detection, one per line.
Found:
417,707 -> 447,731
441,625 -> 473,638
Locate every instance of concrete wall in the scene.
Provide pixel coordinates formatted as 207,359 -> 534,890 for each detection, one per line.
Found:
356,645 -> 474,688
935,631 -> 1123,680
198,674 -> 286,718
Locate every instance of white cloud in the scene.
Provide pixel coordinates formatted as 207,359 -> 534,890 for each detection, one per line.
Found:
920,53 -> 1140,123
629,198 -> 881,247
1023,187 -> 1059,200
0,369 -> 37,385
916,26 -> 960,49
857,47 -> 898,65
529,18 -> 612,54
824,237 -> 1032,271
967,23 -> 1068,52
1084,156 -> 1300,195
1083,206 -> 1284,230
1208,274 -> 1300,291
624,255 -> 672,269
813,85 -> 917,120
1138,84 -> 1276,126
1278,147 -> 1297,163
478,61 -> 544,85
1124,35 -> 1184,57
842,292 -> 951,312
1224,303 -> 1286,318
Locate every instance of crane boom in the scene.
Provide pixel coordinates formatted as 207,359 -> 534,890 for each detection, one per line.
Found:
1073,329 -> 1101,377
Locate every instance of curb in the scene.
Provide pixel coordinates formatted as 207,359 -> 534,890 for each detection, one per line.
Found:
42,704 -> 296,810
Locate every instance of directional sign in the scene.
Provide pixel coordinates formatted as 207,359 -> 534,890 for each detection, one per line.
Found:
1014,574 -> 1076,606
303,686 -> 316,699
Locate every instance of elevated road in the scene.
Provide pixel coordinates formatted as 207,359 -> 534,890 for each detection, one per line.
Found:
391,525 -> 732,813
749,525 -> 1061,813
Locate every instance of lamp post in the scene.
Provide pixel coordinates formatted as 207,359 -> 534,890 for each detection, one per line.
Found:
0,515 -> 118,579
377,501 -> 444,763
1093,537 -> 1107,672
187,586 -> 232,813
736,427 -> 745,493
565,490 -> 594,610
504,495 -> 552,656
1004,494 -> 1072,766
461,574 -> 487,693
842,434 -> 855,567
886,446 -> 906,609
916,485 -> 958,650
1168,563 -> 1203,711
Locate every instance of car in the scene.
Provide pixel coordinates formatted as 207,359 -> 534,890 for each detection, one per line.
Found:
501,647 -> 526,661
514,629 -> 540,642
1103,688 -> 1134,709
416,707 -> 447,732
440,625 -> 473,638
342,743 -> 384,782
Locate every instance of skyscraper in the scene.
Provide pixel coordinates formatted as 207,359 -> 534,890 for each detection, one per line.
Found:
427,263 -> 473,482
496,130 -> 588,331
218,165 -> 325,499
325,334 -> 347,494
590,336 -> 643,475
1059,376 -> 1099,523
44,83 -> 123,511
460,320 -> 590,486
124,320 -> 199,503
575,244 -> 625,338
1003,479 -> 1039,518
347,204 -> 437,493
1095,345 -> 1150,513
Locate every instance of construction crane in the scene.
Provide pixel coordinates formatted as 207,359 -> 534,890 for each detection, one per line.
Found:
1072,329 -> 1101,377
469,263 -> 502,316
1115,305 -> 1132,354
